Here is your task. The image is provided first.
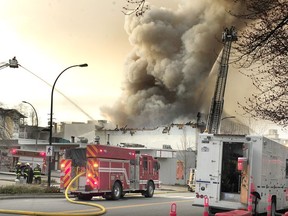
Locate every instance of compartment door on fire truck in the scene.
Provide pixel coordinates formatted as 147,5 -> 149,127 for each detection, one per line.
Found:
197,138 -> 222,198
130,154 -> 139,190
239,142 -> 250,205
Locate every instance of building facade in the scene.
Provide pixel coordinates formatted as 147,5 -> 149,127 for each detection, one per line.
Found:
54,121 -> 199,185
3,108 -> 286,185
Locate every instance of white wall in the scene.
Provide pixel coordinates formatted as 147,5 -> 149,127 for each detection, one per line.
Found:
96,124 -> 199,150
60,122 -> 198,150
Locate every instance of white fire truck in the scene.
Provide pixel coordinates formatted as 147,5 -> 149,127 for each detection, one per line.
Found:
193,134 -> 288,215
60,144 -> 160,200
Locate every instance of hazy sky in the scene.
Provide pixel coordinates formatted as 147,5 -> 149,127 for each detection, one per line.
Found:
0,0 -> 286,137
0,0 -> 177,126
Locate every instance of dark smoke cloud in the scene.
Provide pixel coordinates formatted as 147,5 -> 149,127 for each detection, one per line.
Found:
101,0 -> 241,128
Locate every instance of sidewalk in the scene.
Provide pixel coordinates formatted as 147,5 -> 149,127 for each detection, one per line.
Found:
0,170 -> 60,187
158,184 -> 188,192
0,170 -> 60,178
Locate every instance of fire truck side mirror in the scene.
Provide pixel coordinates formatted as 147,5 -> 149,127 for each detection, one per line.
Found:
237,157 -> 247,171
130,159 -> 135,165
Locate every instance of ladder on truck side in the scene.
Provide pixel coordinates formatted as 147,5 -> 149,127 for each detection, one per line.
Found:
206,26 -> 237,134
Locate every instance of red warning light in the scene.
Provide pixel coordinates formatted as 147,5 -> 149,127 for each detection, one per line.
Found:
94,180 -> 98,185
39,151 -> 46,157
11,149 -> 18,155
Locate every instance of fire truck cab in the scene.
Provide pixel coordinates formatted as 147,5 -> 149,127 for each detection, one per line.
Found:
60,144 -> 160,200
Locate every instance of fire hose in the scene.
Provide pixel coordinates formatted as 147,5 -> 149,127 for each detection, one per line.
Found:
0,172 -> 106,215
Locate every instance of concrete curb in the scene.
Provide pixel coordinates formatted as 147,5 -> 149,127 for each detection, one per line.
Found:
0,193 -> 68,200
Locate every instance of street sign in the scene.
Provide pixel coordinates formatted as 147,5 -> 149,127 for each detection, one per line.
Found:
46,146 -> 53,156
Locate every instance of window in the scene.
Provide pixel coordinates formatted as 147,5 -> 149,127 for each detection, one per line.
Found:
143,157 -> 148,170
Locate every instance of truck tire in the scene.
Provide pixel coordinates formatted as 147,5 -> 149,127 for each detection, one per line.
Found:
77,194 -> 93,201
111,181 -> 122,200
144,181 -> 154,198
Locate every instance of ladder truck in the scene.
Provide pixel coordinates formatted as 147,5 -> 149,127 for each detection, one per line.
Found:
205,27 -> 237,134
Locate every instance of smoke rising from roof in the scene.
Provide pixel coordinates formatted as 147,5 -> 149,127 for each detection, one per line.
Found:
101,0 -> 241,128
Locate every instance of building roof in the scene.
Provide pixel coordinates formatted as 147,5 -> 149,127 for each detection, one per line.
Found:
0,108 -> 26,119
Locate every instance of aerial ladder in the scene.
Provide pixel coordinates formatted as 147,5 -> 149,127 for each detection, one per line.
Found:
0,57 -> 18,69
206,26 -> 237,134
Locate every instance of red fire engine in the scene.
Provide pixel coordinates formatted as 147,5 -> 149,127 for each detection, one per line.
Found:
10,148 -> 47,174
60,144 -> 160,200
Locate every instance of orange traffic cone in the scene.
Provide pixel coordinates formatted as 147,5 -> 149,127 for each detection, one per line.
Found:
247,194 -> 253,213
170,203 -> 177,216
267,194 -> 272,216
203,196 -> 209,216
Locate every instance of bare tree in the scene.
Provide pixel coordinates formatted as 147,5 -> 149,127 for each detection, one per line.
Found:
122,0 -> 149,16
232,0 -> 288,127
177,128 -> 196,184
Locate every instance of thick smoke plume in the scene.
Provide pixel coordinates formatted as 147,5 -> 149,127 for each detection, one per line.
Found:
101,0 -> 241,128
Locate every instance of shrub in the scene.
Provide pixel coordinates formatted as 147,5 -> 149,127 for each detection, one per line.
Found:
0,184 -> 60,194
44,186 -> 60,193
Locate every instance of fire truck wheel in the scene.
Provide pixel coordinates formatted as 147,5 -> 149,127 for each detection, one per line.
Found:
144,181 -> 154,198
77,194 -> 93,201
112,181 -> 122,200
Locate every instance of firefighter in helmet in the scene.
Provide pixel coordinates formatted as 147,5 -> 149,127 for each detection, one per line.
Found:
23,163 -> 29,180
15,162 -> 22,180
24,163 -> 33,184
33,163 -> 42,184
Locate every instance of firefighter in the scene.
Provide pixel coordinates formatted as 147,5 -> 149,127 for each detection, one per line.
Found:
15,162 -> 22,180
23,163 -> 29,180
24,163 -> 33,184
33,163 -> 42,184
